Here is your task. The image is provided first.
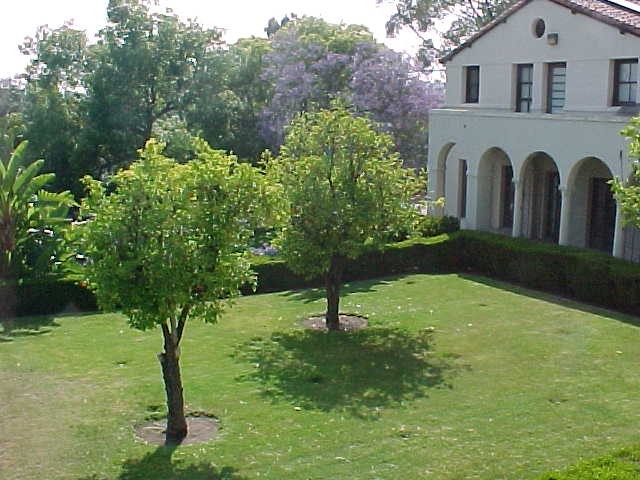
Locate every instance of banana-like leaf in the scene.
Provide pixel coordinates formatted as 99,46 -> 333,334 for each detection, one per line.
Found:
14,165 -> 49,199
2,141 -> 29,192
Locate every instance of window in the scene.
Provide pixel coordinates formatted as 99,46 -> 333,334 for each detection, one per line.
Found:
533,19 -> 546,38
546,62 -> 566,113
516,64 -> 533,112
613,59 -> 638,106
458,159 -> 468,218
465,66 -> 479,103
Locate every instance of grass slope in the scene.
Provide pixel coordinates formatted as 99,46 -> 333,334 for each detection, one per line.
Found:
2,273 -> 640,480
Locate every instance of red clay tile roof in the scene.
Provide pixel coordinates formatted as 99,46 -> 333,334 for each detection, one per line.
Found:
441,0 -> 640,63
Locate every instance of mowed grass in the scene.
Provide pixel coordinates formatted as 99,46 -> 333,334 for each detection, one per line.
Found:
2,273 -> 640,480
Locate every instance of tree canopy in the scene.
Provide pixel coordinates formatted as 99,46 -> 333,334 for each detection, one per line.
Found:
9,3 -> 444,194
612,117 -> 640,229
261,16 -> 442,167
382,0 -> 515,62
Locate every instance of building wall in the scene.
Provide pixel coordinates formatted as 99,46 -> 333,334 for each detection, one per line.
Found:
444,0 -> 640,113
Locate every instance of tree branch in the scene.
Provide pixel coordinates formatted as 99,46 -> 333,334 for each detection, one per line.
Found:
176,304 -> 191,346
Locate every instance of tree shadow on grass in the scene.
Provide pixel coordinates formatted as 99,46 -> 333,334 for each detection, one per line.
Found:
234,326 -> 461,418
80,446 -> 246,480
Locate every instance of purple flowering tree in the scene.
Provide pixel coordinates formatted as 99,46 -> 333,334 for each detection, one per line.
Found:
259,17 -> 444,167
351,47 -> 444,168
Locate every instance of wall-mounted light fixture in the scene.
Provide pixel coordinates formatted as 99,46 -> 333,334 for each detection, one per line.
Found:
547,33 -> 559,45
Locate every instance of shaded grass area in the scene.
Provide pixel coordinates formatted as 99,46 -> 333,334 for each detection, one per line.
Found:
235,327 -> 457,416
2,273 -> 640,479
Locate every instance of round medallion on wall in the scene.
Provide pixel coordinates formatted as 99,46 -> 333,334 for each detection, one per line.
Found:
533,18 -> 546,38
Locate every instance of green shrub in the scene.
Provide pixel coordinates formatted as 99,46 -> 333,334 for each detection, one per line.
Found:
9,230 -> 640,319
537,446 -> 640,479
0,279 -> 98,318
417,215 -> 460,238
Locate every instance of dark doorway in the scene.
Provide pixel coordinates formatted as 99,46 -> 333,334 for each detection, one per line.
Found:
501,166 -> 514,228
588,177 -> 616,253
543,171 -> 561,242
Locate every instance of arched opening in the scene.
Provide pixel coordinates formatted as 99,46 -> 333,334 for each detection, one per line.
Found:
519,152 -> 561,243
434,143 -> 455,217
566,157 -> 616,253
476,147 -> 514,233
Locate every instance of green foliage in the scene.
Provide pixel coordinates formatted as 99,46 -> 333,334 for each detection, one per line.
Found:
417,214 -> 460,237
78,139 -> 268,331
0,112 -> 24,161
384,0 -> 514,62
537,447 -> 640,479
612,116 -> 640,229
81,0 -> 223,174
267,105 -> 423,279
0,141 -> 75,280
19,24 -> 88,193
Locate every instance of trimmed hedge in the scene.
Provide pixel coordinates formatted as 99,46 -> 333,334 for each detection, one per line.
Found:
1,279 -> 98,318
449,231 -> 640,316
8,230 -> 640,318
245,234 -> 454,294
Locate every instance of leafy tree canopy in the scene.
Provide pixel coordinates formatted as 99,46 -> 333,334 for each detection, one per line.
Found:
613,117 -> 640,229
382,0 -> 515,62
260,16 -> 443,167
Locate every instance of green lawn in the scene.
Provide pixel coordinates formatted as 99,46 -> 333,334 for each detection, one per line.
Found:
2,273 -> 640,480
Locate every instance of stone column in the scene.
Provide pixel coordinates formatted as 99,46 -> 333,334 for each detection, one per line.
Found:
512,178 -> 523,238
465,173 -> 478,230
612,202 -> 625,258
558,185 -> 572,246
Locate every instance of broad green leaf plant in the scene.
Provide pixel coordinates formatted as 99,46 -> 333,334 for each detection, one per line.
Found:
0,140 -> 75,322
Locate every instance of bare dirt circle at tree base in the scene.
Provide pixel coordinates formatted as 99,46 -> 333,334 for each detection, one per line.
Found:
303,314 -> 368,331
135,415 -> 219,446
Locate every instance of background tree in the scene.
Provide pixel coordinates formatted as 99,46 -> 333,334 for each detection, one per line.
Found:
612,117 -> 640,228
260,16 -> 443,167
78,139 -> 268,444
260,17 -> 375,149
19,23 -> 88,194
0,141 -> 75,325
80,0 -> 223,176
382,0 -> 515,62
350,47 -> 442,168
268,105 -> 423,331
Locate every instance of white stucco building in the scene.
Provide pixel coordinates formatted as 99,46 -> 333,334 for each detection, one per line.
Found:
427,0 -> 640,261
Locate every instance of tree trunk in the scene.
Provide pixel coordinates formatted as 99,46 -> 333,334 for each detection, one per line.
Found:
0,258 -> 16,332
325,255 -> 345,331
158,325 -> 187,445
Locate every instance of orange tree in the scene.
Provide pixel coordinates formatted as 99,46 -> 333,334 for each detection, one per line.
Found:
267,106 -> 422,331
78,139 -> 269,444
